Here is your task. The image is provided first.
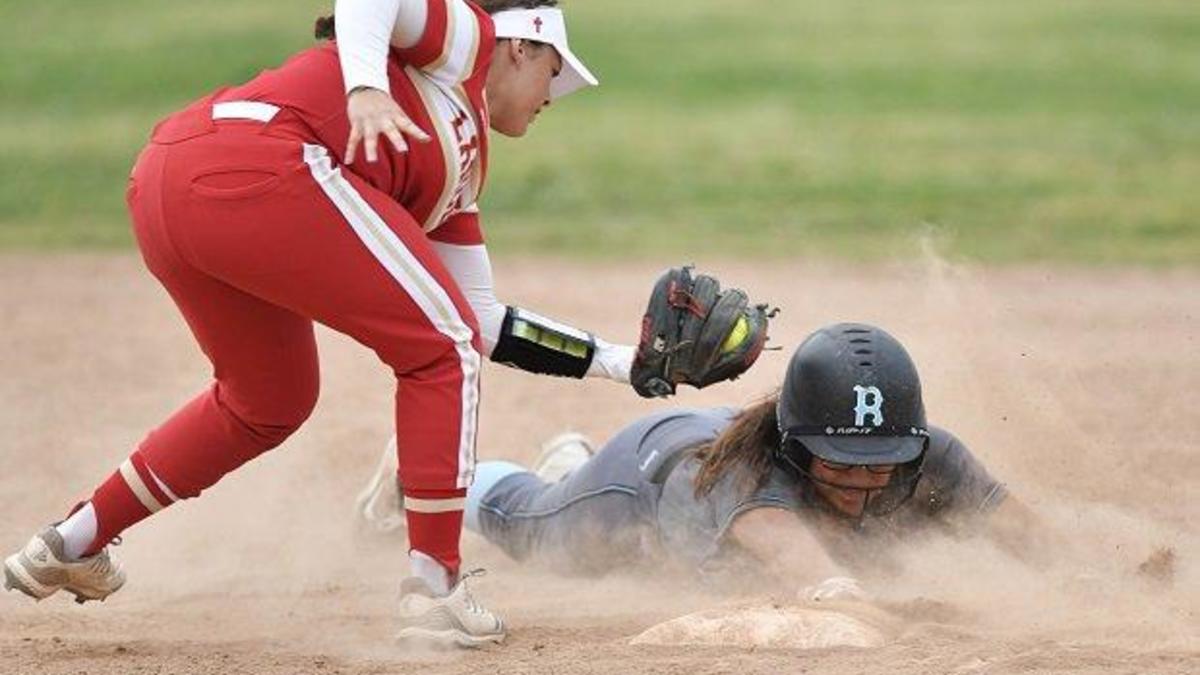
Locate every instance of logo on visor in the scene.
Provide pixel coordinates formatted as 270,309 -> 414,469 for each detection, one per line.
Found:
853,385 -> 884,427
533,16 -> 543,33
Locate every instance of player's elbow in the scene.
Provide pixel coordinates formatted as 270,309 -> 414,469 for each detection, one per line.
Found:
463,291 -> 506,358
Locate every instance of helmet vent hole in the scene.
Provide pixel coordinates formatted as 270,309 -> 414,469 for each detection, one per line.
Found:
844,328 -> 870,334
859,361 -> 873,366
854,349 -> 872,355
850,338 -> 871,344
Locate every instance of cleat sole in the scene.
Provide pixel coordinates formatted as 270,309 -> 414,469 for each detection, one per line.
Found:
396,626 -> 505,649
4,561 -> 53,600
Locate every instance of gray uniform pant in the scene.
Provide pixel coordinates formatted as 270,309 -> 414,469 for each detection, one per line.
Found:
473,408 -> 733,575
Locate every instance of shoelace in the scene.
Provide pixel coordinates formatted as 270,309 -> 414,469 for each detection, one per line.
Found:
457,569 -> 490,616
86,553 -> 114,576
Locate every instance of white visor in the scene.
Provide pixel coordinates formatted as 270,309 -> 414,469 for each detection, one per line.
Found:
491,8 -> 598,100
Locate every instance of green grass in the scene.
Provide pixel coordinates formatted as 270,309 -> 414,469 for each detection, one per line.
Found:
2,0 -> 1198,264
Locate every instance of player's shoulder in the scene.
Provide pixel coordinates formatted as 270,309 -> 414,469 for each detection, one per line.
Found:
691,406 -> 741,423
921,424 -> 993,480
677,407 -> 740,439
642,407 -> 737,443
914,424 -> 1008,518
920,425 -> 969,471
926,424 -> 967,454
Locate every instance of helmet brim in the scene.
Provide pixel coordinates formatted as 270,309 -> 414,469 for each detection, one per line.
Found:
795,434 -> 925,466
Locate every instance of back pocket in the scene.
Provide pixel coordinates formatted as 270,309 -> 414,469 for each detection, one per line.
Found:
190,169 -> 281,200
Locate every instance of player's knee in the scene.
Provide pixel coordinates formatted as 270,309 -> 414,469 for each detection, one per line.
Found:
257,377 -> 320,447
219,371 -> 320,450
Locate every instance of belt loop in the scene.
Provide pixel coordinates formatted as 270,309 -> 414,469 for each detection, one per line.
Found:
212,101 -> 281,123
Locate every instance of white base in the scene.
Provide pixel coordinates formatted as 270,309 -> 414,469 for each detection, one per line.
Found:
630,604 -> 889,649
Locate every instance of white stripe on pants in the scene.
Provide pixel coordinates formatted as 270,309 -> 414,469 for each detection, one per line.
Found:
301,144 -> 480,488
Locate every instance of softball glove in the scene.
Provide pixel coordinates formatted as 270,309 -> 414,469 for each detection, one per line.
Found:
631,265 -> 774,398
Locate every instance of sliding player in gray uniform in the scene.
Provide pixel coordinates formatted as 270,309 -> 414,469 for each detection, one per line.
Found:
359,322 -> 1043,597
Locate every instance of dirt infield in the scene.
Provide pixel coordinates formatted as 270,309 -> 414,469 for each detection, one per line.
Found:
1,253 -> 1196,674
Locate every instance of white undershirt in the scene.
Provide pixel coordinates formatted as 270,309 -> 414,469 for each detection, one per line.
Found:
334,0 -> 428,93
431,242 -> 634,382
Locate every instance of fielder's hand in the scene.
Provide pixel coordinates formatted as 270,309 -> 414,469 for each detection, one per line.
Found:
345,87 -> 431,163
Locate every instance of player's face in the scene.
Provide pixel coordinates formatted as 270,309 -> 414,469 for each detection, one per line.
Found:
808,459 -> 895,518
488,40 -> 561,137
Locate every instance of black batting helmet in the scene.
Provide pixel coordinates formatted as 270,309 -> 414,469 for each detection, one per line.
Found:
774,323 -> 929,515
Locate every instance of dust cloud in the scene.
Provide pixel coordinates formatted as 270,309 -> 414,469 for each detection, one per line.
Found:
1,253 -> 1195,674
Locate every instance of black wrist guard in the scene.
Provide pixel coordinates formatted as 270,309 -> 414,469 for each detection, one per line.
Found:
490,307 -> 596,378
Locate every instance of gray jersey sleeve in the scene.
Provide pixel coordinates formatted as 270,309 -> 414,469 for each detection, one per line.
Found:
912,426 -> 1008,519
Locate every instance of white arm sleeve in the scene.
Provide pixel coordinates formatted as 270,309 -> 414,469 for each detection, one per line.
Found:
431,242 -> 635,383
335,0 -> 428,94
590,337 -> 636,383
430,242 -> 506,357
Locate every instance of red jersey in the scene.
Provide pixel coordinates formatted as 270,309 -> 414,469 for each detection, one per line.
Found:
217,0 -> 494,245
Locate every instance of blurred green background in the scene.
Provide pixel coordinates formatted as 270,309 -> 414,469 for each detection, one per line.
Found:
2,0 -> 1198,263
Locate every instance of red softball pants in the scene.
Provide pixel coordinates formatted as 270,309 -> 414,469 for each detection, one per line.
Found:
83,98 -> 480,574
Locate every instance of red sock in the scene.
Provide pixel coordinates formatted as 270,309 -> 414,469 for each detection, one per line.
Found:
403,487 -> 466,577
82,451 -> 178,556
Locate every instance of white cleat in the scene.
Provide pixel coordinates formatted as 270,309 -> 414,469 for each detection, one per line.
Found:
531,432 -> 596,483
4,527 -> 125,604
396,571 -> 505,649
354,437 -> 406,535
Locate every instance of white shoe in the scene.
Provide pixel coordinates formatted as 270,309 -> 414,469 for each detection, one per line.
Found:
4,527 -> 125,604
354,437 -> 406,535
396,571 -> 505,648
531,432 -> 596,483
355,431 -> 595,532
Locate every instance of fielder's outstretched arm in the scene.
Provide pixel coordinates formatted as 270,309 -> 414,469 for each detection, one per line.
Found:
432,241 -> 635,382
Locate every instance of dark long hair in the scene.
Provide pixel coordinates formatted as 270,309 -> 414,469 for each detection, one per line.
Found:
315,0 -> 560,40
693,393 -> 782,498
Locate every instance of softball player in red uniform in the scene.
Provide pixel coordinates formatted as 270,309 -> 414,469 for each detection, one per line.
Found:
5,0 -> 630,647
